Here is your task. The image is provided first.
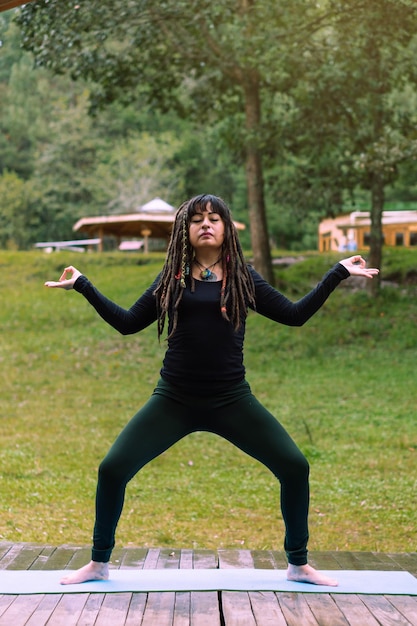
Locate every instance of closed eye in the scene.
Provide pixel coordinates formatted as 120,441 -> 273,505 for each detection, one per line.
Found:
190,212 -> 221,224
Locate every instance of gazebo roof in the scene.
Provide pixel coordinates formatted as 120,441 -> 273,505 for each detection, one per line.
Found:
0,0 -> 32,11
73,212 -> 177,240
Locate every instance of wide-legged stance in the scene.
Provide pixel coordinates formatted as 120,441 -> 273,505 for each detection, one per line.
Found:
92,378 -> 310,566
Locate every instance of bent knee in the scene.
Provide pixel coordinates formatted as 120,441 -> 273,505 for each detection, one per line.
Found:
98,455 -> 126,483
296,453 -> 310,478
277,452 -> 309,482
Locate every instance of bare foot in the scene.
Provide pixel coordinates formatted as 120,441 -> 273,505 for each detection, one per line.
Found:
60,560 -> 109,585
287,563 -> 338,587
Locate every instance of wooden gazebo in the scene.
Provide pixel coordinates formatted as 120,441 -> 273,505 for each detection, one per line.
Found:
73,198 -> 246,252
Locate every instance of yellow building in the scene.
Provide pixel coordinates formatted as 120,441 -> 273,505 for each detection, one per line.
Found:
318,210 -> 417,252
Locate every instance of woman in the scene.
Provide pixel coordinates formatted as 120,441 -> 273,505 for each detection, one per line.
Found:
45,194 -> 379,586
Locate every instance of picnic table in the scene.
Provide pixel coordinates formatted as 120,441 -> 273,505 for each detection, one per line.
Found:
34,239 -> 101,253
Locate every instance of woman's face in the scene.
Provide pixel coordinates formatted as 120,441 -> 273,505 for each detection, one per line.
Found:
188,202 -> 225,252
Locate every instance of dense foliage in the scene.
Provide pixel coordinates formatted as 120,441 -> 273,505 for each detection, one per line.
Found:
0,11 -> 248,247
1,1 -> 417,277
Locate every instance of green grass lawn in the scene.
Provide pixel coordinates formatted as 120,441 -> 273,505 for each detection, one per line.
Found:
1,249 -> 416,554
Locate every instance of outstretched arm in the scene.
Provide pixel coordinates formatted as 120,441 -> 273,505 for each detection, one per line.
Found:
251,255 -> 379,327
45,265 -> 159,335
338,255 -> 379,279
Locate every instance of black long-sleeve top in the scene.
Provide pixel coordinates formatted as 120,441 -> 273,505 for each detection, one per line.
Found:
74,263 -> 349,393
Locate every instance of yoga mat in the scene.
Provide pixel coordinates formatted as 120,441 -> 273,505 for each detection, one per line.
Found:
0,569 -> 416,595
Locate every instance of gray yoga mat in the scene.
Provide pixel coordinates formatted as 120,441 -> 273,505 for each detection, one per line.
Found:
0,568 -> 416,595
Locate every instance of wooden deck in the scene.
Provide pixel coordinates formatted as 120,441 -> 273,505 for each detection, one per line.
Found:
0,543 -> 416,625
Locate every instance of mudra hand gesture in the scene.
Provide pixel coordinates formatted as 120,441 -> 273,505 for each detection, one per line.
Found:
339,255 -> 379,279
45,265 -> 82,290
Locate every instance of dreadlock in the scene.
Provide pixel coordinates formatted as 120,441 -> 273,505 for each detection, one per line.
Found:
154,194 -> 256,340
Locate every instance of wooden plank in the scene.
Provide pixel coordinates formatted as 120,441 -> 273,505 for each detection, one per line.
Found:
0,543 -> 13,564
218,549 -> 256,625
179,548 -> 194,569
308,551 -> 343,571
193,549 -> 218,569
154,549 -> 194,625
250,550 -> 277,570
387,553 -> 417,577
0,595 -> 15,619
31,545 -> 75,571
333,593 -> 381,626
59,546 -> 91,571
141,592 -> 176,626
361,594 -> 414,626
175,549 -> 206,625
369,552 -> 408,571
143,547 -> 161,569
174,550 -> 192,626
218,549 -> 255,569
94,592 -> 133,626
277,592 -> 320,626
270,551 -> 290,569
76,594 -> 106,626
30,545 -> 57,569
124,593 -> 148,626
249,591 -> 287,626
191,591 -> 221,626
386,595 -> 417,626
24,594 -> 61,626
304,593 -> 350,626
44,593 -> 89,626
331,551 -> 368,570
0,543 -> 43,570
120,547 -> 149,569
140,547 -> 178,625
222,591 -> 257,626
235,552 -> 291,625
351,551 -> 389,569
108,546 -> 133,571
157,547 -> 181,569
219,548 -> 291,626
0,594 -> 43,626
173,591 -> 191,626
192,549 -> 221,626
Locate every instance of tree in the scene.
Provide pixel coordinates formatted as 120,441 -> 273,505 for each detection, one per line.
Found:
334,0 -> 417,293
0,16 -> 48,179
272,0 -> 417,292
17,0 -> 417,272
16,0 -> 330,282
0,169 -> 50,248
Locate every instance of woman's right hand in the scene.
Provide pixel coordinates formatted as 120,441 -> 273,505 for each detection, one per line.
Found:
44,265 -> 82,290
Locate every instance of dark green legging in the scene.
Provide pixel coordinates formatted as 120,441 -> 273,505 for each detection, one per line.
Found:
92,378 -> 310,566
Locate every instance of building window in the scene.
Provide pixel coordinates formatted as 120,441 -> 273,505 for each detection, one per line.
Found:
363,232 -> 386,247
395,233 -> 404,246
410,232 -> 417,246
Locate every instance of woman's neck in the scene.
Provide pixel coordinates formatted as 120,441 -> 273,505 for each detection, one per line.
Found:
193,251 -> 222,267
192,252 -> 223,282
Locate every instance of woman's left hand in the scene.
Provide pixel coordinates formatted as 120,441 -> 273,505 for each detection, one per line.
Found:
339,255 -> 379,278
44,265 -> 82,290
